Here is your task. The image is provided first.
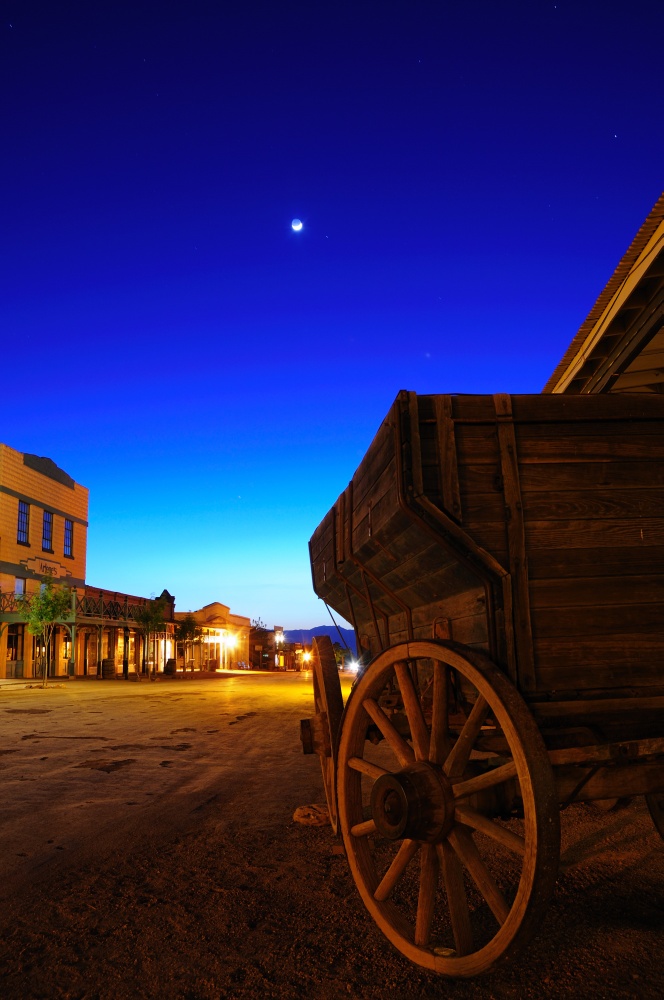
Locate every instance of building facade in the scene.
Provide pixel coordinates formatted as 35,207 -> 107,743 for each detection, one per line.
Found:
174,602 -> 250,672
0,444 -> 89,678
0,443 -> 88,596
1,442 -> 250,679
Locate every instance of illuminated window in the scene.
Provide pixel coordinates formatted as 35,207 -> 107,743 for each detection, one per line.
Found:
14,578 -> 26,595
64,519 -> 73,558
17,501 -> 29,545
42,510 -> 54,551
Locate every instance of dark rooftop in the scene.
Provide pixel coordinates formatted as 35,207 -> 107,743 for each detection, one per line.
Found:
23,453 -> 76,489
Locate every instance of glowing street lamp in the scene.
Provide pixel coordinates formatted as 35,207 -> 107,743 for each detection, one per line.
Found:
274,627 -> 284,669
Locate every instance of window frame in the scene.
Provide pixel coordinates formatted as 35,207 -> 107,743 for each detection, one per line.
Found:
6,624 -> 24,662
42,509 -> 54,552
64,518 -> 74,558
17,501 -> 30,545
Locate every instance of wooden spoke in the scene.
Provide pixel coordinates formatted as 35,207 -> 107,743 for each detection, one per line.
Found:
363,697 -> 416,768
429,660 -> 450,765
454,805 -> 526,856
448,826 -> 510,925
351,818 -> 377,838
452,760 -> 518,799
374,839 -> 420,902
394,661 -> 429,761
415,844 -> 439,946
436,841 -> 473,957
444,695 -> 489,778
348,756 -> 389,781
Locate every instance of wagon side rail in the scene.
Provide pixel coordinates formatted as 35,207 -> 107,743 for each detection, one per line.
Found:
547,736 -> 664,805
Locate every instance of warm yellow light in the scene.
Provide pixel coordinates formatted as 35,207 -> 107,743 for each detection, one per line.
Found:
302,651 -> 312,663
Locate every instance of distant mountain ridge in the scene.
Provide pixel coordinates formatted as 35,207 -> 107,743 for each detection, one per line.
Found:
285,625 -> 356,654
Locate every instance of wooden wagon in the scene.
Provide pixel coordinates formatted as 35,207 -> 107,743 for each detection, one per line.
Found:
302,390 -> 664,977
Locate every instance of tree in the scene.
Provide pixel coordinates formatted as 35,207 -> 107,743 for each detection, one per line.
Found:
135,598 -> 167,676
175,614 -> 202,673
332,641 -> 347,668
250,618 -> 271,669
19,578 -> 72,686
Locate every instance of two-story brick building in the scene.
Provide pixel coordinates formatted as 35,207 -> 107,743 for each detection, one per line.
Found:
0,444 -> 89,678
0,443 -> 88,595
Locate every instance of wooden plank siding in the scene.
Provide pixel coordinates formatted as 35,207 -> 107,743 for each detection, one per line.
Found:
310,391 -> 664,720
436,393 -> 664,698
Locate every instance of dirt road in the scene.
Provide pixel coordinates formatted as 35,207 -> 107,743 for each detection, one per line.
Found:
0,673 -> 662,999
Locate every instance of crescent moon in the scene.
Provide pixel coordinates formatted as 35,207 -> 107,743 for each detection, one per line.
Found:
291,219 -> 303,232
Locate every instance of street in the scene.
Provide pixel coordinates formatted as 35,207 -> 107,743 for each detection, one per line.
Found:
0,672 -> 662,1000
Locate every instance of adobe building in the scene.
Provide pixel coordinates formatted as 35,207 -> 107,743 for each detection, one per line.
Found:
174,602 -> 250,671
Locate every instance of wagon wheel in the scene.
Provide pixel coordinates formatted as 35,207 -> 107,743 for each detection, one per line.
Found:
645,793 -> 664,839
311,635 -> 345,834
337,639 -> 560,977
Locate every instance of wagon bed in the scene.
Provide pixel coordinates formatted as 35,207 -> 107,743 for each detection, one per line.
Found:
310,391 -> 664,739
304,391 -> 664,976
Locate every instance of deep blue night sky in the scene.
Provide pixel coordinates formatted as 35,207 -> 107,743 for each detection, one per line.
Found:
2,1 -> 663,625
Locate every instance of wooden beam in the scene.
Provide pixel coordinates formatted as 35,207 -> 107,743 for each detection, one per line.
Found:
493,394 -> 535,691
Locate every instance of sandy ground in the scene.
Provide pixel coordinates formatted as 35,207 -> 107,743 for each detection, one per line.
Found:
0,672 -> 662,1000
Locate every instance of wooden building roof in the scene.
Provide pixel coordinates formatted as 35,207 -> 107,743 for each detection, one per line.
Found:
544,192 -> 664,394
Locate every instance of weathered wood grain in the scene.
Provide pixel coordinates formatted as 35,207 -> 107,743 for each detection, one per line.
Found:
463,488 -> 664,523
531,575 -> 664,609
435,394 -> 462,521
448,393 -> 664,424
528,545 -> 664,580
526,517 -> 664,549
494,394 -> 535,691
352,415 -> 396,508
533,603 -> 664,639
555,761 -> 664,802
534,634 -> 664,688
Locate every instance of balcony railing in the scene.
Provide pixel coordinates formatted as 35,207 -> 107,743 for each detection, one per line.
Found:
76,594 -> 153,622
1,589 -> 173,624
0,593 -> 27,614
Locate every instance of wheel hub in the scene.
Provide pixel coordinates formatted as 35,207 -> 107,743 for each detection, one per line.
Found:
370,761 -> 455,843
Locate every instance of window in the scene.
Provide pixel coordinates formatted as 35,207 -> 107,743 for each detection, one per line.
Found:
42,510 -> 54,551
14,578 -> 26,595
64,518 -> 74,558
6,624 -> 24,662
17,501 -> 29,545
